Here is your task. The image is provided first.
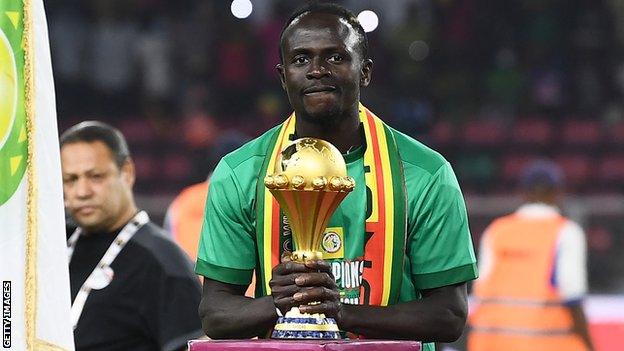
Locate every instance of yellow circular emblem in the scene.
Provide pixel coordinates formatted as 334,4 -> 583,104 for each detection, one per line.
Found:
0,24 -> 28,206
0,29 -> 17,148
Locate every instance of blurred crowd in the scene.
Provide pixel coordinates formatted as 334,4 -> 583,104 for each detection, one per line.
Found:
48,0 -> 624,294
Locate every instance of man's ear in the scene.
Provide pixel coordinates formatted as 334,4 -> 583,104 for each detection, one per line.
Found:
360,59 -> 373,87
276,63 -> 287,90
120,158 -> 136,188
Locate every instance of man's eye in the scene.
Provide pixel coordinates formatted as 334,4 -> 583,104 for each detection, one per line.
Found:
292,56 -> 308,65
90,174 -> 105,181
328,54 -> 343,63
63,178 -> 75,185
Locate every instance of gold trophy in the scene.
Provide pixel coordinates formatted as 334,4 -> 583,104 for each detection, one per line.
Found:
264,138 -> 355,339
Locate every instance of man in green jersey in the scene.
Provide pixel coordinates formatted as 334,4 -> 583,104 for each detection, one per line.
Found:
196,3 -> 478,347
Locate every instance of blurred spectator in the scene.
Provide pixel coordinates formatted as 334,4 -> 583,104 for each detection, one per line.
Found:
607,0 -> 624,46
386,1 -> 433,93
468,159 -> 594,351
179,110 -> 219,182
171,1 -> 216,83
484,47 -> 525,110
136,19 -> 172,100
60,121 -> 203,350
255,0 -> 292,80
529,63 -> 565,111
87,0 -> 140,114
163,130 -> 249,260
49,3 -> 89,115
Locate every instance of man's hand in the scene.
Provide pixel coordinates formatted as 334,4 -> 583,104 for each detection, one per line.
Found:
269,251 -> 342,320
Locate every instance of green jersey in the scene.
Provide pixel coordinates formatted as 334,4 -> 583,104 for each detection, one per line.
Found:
196,123 -> 477,348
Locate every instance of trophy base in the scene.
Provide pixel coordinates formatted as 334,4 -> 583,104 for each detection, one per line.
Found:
271,308 -> 340,339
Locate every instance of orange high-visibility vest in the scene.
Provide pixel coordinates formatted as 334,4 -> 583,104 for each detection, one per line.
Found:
168,181 -> 209,261
168,180 -> 256,297
468,213 -> 587,351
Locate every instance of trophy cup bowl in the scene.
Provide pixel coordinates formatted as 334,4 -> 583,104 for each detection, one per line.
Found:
264,138 -> 355,339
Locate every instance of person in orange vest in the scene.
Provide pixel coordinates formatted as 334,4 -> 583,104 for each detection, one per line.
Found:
164,131 -> 256,295
164,180 -> 210,261
468,159 -> 594,351
164,130 -> 249,260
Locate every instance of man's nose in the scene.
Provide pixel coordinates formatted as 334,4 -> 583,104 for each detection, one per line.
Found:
74,178 -> 93,198
306,59 -> 331,79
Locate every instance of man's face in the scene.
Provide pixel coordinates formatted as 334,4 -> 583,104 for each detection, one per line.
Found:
277,13 -> 372,124
61,141 -> 134,233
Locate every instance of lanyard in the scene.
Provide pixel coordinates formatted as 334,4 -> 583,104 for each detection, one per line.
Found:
67,210 -> 149,329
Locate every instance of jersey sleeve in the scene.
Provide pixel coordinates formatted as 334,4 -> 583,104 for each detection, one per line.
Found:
195,159 -> 256,285
407,162 -> 478,290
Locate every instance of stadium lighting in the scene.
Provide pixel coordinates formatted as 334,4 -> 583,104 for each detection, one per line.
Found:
408,40 -> 429,61
357,10 -> 379,33
231,0 -> 253,19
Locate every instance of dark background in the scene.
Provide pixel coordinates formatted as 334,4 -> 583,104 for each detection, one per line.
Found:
48,0 -> 624,296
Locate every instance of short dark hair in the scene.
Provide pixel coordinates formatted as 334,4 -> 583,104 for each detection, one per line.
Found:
60,121 -> 130,168
520,159 -> 565,192
278,2 -> 369,63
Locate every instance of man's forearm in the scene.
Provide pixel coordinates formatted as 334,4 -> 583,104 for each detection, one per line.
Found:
339,302 -> 463,342
338,284 -> 468,342
199,281 -> 278,339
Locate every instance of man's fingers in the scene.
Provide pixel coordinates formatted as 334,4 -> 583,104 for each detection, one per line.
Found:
273,295 -> 297,314
269,274 -> 297,288
299,301 -> 341,318
272,260 -> 309,275
292,287 -> 339,304
294,272 -> 337,289
304,259 -> 332,274
273,258 -> 333,277
269,282 -> 300,297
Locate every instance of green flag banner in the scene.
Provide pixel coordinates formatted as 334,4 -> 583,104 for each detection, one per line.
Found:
0,1 -> 74,350
0,1 -> 27,205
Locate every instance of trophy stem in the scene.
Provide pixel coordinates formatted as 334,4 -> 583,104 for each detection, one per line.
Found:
272,307 -> 340,339
291,250 -> 322,262
273,190 -> 348,257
